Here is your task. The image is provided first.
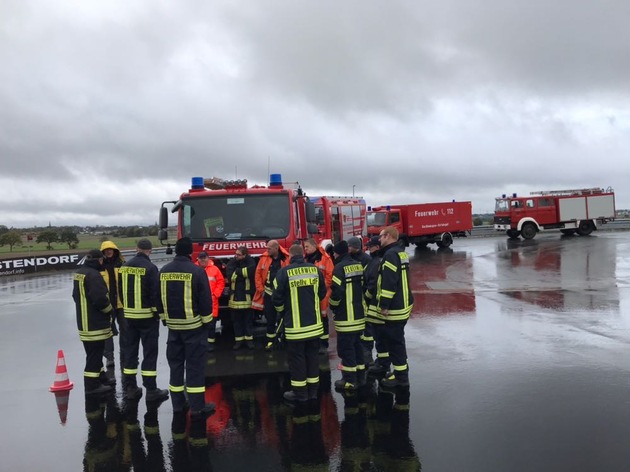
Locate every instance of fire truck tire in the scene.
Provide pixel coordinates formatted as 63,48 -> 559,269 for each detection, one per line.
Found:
506,229 -> 520,239
576,220 -> 594,236
520,222 -> 537,240
436,232 -> 453,248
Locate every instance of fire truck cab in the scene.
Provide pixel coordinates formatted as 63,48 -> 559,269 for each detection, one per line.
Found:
494,187 -> 616,240
157,174 -> 366,320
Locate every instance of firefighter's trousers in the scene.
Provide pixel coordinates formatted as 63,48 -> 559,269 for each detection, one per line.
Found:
382,319 -> 408,381
264,294 -> 279,340
123,317 -> 160,389
232,308 -> 253,342
336,331 -> 365,384
166,326 -> 207,412
83,340 -> 107,390
287,338 -> 320,400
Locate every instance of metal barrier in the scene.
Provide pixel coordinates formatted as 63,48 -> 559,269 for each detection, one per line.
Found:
470,218 -> 630,238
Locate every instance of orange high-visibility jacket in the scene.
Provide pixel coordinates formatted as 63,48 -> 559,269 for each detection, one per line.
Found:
196,259 -> 225,318
252,245 -> 291,310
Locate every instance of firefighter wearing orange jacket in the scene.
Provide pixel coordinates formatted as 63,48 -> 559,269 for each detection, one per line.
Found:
303,238 -> 334,354
196,251 -> 225,352
253,240 -> 290,349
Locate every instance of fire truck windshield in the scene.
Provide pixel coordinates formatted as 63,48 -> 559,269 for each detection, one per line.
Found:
495,199 -> 509,212
367,212 -> 387,226
181,194 -> 290,241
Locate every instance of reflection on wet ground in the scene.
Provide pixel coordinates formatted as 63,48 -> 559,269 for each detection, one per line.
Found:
3,232 -> 630,470
77,370 -> 419,471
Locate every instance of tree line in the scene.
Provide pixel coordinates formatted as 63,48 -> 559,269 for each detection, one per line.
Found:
0,224 -> 159,252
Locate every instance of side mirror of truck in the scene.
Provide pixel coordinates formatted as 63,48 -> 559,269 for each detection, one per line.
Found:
159,207 -> 169,229
307,223 -> 319,235
305,201 -> 316,223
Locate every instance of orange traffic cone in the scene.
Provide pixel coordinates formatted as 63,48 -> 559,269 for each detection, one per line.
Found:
49,349 -> 74,392
53,391 -> 70,425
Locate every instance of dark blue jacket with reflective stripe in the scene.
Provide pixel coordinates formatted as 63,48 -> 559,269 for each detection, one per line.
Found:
157,256 -> 213,330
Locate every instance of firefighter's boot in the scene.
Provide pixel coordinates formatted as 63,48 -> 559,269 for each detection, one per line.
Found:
334,372 -> 358,392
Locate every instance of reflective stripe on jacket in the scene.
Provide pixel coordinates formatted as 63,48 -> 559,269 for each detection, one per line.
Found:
157,256 -> 213,330
226,255 -> 256,310
305,246 -> 334,312
329,253 -> 366,332
376,241 -> 414,321
119,252 -> 160,320
272,255 -> 326,341
73,259 -> 114,342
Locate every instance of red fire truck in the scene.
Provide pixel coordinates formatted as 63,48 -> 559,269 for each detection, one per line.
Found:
310,195 -> 367,249
158,174 -> 366,261
494,187 -> 616,240
366,202 -> 473,248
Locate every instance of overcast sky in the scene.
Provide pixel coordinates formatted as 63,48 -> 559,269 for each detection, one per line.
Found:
1,0 -> 629,228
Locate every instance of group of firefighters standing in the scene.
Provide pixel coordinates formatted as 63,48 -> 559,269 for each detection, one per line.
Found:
248,226 -> 415,401
72,225 -> 413,411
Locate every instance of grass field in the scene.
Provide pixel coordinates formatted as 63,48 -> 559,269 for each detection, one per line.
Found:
0,234 -> 162,258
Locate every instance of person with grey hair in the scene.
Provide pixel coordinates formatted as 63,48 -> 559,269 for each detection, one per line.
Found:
347,236 -> 371,268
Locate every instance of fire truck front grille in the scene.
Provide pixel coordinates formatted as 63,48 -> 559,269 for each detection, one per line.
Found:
494,216 -> 510,225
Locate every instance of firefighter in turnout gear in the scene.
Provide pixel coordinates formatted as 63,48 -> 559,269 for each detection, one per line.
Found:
304,238 -> 334,355
362,236 -> 382,366
226,246 -> 257,350
375,226 -> 414,388
73,249 -> 114,396
272,244 -> 326,403
253,240 -> 290,350
329,240 -> 366,391
118,238 -> 169,402
100,240 -> 127,369
195,251 -> 225,352
157,237 -> 215,417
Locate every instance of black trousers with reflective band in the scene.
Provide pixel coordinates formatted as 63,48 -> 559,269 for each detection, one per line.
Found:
124,317 -> 160,389
383,320 -> 408,379
287,338 -> 320,400
374,323 -> 389,365
336,331 -> 365,384
83,340 -> 106,390
320,314 -> 329,346
264,295 -> 279,338
232,308 -> 253,341
166,326 -> 207,412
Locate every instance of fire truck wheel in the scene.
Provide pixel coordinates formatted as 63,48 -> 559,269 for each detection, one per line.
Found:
576,220 -> 594,236
520,222 -> 537,240
506,229 -> 520,240
436,232 -> 453,248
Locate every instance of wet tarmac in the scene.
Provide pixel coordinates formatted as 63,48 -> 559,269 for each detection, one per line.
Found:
1,231 -> 630,471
